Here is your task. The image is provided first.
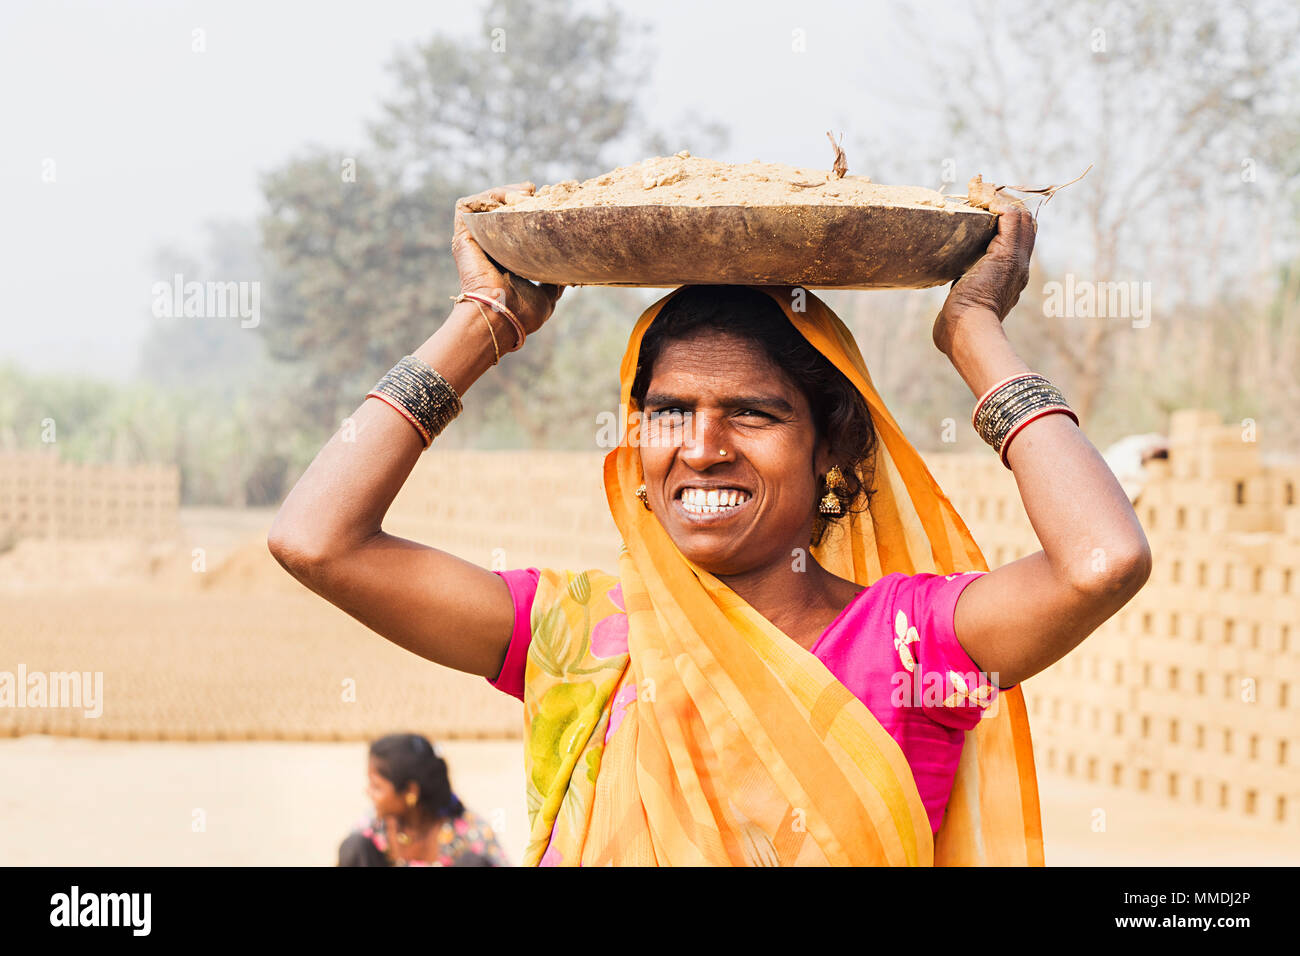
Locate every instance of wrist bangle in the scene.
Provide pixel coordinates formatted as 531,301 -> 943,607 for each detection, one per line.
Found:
366,355 -> 463,450
451,292 -> 525,351
971,372 -> 1039,428
463,297 -> 500,365
971,372 -> 1078,469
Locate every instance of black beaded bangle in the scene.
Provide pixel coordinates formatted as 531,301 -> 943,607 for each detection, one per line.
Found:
977,384 -> 1069,447
972,374 -> 1078,468
366,355 -> 462,448
974,375 -> 1049,439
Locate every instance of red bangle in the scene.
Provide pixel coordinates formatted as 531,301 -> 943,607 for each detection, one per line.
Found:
997,406 -> 1079,468
366,390 -> 432,448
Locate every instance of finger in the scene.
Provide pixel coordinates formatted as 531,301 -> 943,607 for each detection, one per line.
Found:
456,194 -> 503,215
993,203 -> 1026,245
455,182 -> 537,222
452,195 -> 500,243
991,206 -> 1034,267
451,209 -> 484,252
481,182 -> 536,205
1011,208 -> 1035,268
450,215 -> 497,272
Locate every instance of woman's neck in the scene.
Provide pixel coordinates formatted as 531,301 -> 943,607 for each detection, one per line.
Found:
399,805 -> 440,836
716,556 -> 858,649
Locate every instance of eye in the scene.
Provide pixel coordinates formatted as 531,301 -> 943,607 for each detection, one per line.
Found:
647,406 -> 687,423
736,408 -> 771,419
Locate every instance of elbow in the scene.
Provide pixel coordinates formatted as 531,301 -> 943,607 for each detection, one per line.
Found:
266,530 -> 309,580
267,513 -> 373,585
1111,545 -> 1152,600
1068,541 -> 1153,599
266,519 -> 332,580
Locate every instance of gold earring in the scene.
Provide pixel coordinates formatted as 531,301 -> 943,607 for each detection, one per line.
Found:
635,484 -> 650,510
406,792 -> 417,807
819,465 -> 845,515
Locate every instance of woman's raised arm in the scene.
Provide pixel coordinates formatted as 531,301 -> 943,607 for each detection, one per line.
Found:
267,183 -> 563,680
933,193 -> 1152,689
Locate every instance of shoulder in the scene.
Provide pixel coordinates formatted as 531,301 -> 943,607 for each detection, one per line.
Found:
494,567 -> 622,624
458,807 -> 501,839
531,568 -> 621,605
486,568 -> 623,698
449,809 -> 509,865
885,570 -> 989,653
359,816 -> 389,852
840,570 -> 986,635
885,570 -> 1001,729
530,568 -> 625,633
527,568 -> 629,684
883,570 -> 987,621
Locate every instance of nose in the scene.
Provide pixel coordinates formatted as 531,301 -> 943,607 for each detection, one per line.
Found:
679,410 -> 729,470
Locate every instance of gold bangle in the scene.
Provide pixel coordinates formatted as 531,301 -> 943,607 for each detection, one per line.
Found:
451,292 -> 525,351
467,298 -> 500,365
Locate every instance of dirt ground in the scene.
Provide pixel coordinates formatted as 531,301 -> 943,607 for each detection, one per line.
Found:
0,737 -> 530,866
1,735 -> 1293,866
0,511 -> 522,742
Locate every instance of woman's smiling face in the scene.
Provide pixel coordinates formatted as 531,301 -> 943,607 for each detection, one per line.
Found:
637,328 -> 832,576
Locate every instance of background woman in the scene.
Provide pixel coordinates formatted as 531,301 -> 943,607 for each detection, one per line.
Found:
337,733 -> 507,867
275,181 -> 1151,866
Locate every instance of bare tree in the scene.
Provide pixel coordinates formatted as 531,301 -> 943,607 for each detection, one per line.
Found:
897,0 -> 1300,430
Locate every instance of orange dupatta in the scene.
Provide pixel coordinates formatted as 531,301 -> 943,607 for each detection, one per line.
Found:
518,285 -> 1044,866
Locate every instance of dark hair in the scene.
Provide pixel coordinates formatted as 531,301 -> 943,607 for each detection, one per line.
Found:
629,285 -> 877,546
369,733 -> 464,821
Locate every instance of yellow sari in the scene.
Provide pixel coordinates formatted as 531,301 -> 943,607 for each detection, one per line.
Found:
519,285 -> 1043,866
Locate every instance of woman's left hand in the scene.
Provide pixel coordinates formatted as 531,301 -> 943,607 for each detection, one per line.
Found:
931,191 -> 1036,357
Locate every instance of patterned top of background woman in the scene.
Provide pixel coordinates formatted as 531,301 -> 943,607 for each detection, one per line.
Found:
337,733 -> 508,867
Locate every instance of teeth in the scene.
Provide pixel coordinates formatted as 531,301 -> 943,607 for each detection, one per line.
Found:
679,487 -> 751,514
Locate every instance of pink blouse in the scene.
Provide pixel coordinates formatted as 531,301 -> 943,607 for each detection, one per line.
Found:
487,568 -> 1011,834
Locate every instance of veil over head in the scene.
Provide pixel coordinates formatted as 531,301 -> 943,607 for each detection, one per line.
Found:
520,285 -> 1043,866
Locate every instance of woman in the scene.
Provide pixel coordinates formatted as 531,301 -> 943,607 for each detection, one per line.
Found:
337,733 -> 508,866
273,182 -> 1151,866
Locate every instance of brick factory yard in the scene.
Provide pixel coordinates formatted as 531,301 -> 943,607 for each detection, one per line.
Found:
1,735 -> 1292,866
2,437 -> 1297,867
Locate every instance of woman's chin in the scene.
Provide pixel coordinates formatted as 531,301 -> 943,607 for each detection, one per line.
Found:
671,539 -> 754,577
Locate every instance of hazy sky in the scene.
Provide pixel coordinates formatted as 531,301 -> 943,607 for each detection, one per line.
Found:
1,0 -> 958,382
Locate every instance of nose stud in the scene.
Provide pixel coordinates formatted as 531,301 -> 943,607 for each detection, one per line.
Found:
718,449 -> 727,457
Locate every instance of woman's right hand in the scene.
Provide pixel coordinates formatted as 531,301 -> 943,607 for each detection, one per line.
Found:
452,182 -> 564,346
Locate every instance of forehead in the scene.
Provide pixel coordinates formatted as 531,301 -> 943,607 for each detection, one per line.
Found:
646,330 -> 799,399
